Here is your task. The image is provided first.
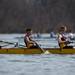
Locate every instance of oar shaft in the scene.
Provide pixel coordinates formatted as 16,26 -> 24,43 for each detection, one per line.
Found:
0,40 -> 25,47
35,42 -> 46,53
0,40 -> 16,44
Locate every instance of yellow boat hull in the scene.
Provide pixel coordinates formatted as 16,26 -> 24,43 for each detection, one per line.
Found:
0,48 -> 75,54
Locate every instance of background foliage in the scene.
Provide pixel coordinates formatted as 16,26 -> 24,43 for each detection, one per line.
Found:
0,0 -> 75,33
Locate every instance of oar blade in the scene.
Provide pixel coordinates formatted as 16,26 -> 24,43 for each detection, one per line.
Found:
44,50 -> 50,54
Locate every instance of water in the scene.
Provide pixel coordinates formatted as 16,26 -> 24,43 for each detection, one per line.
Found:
0,34 -> 75,75
0,54 -> 75,75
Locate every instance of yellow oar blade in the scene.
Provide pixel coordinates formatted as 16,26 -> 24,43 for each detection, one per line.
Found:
44,50 -> 50,54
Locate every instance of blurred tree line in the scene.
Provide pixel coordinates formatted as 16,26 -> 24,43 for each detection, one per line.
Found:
0,0 -> 75,33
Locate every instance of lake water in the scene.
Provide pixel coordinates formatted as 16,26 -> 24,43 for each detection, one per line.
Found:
0,34 -> 75,75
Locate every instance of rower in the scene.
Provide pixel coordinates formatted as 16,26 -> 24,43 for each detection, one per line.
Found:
58,26 -> 73,49
24,28 -> 39,48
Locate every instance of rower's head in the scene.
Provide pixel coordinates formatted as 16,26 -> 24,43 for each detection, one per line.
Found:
59,26 -> 67,32
26,28 -> 32,35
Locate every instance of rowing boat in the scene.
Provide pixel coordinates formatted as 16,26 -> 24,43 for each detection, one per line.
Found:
0,48 -> 75,54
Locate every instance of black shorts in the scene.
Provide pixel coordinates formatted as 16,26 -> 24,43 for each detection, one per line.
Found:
63,46 -> 73,49
29,45 -> 39,49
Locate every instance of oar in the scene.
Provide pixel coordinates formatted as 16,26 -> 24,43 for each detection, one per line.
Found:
0,40 -> 16,44
65,41 -> 75,45
35,42 -> 50,54
0,44 -> 11,48
0,40 -> 25,47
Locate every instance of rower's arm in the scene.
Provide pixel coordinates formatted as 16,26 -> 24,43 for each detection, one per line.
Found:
58,34 -> 67,44
58,35 -> 70,45
26,37 -> 35,44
